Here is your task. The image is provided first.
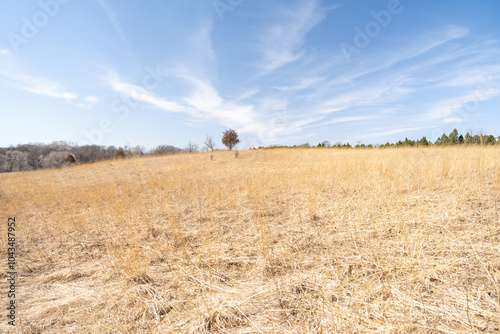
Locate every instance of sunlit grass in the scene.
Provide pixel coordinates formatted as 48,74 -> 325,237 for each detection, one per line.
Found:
1,147 -> 499,333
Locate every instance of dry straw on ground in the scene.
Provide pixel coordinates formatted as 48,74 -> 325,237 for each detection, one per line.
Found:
0,147 -> 499,333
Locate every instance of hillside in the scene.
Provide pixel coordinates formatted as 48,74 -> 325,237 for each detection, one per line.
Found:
1,147 -> 499,333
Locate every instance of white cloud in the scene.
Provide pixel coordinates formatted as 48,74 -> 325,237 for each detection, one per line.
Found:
295,25 -> 498,132
254,26 -> 471,132
182,75 -> 265,133
385,25 -> 470,69
353,126 -> 432,140
237,88 -> 259,101
330,25 -> 470,85
274,77 -> 324,91
318,78 -> 413,114
256,98 -> 288,112
21,82 -> 78,100
107,73 -> 185,112
0,54 -> 95,104
86,95 -> 99,105
323,116 -> 374,125
259,0 -> 328,74
426,65 -> 500,89
0,49 -> 9,55
72,95 -> 99,109
425,83 -> 500,123
1,71 -> 78,101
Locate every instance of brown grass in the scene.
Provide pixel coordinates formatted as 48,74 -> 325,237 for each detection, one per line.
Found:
0,147 -> 499,333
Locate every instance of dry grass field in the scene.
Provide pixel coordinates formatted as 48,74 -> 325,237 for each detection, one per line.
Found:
0,147 -> 499,333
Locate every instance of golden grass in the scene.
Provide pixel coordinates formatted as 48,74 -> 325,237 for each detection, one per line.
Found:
0,147 -> 499,333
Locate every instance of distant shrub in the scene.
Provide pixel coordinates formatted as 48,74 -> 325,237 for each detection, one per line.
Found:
64,154 -> 76,164
114,149 -> 126,159
234,151 -> 239,158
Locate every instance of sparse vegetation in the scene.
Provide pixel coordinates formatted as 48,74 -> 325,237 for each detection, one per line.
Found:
0,147 -> 498,332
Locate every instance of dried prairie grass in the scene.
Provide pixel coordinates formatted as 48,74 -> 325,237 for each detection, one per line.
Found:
0,147 -> 499,333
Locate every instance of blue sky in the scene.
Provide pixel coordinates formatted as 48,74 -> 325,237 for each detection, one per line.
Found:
1,0 -> 499,149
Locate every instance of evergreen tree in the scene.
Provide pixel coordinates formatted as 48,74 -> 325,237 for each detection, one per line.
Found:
449,129 -> 459,145
484,135 -> 496,145
418,136 -> 430,146
465,132 -> 472,144
222,129 -> 240,150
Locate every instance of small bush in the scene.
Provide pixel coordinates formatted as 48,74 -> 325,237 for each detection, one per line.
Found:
114,149 -> 126,159
64,154 -> 76,164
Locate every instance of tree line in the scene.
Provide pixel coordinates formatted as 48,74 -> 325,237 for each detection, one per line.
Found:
255,129 -> 500,149
0,129 -> 241,173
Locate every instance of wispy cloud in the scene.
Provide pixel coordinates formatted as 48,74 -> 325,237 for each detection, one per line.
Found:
105,68 -> 302,144
72,95 -> 99,109
97,0 -> 133,56
323,116 -> 374,125
181,75 -> 266,133
243,25 -> 470,140
258,0 -> 328,74
328,25 -> 470,86
242,23 -> 499,144
21,81 -> 78,100
1,70 -> 78,100
380,25 -> 470,71
0,54 -> 99,106
317,76 -> 413,115
0,49 -> 9,55
274,77 -> 325,91
188,19 -> 217,70
107,73 -> 185,112
101,19 -> 500,146
237,88 -> 259,101
425,84 -> 500,123
363,126 -> 432,139
423,64 -> 500,89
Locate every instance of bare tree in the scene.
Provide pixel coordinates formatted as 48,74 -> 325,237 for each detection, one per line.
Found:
128,145 -> 145,156
153,145 -> 182,155
204,135 -> 217,151
41,151 -> 72,169
0,154 -> 11,173
6,151 -> 30,172
185,141 -> 199,153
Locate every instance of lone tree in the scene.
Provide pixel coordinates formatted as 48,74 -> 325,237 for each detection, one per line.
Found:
222,128 -> 240,150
